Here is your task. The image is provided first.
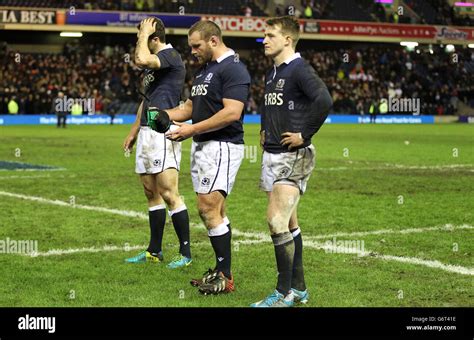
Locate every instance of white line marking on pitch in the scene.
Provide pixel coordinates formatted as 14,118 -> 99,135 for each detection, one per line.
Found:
0,175 -> 52,180
307,224 -> 474,239
317,164 -> 474,171
27,241 -> 207,257
2,190 -> 473,276
30,244 -> 145,257
0,168 -> 66,172
0,191 -> 148,219
234,236 -> 474,276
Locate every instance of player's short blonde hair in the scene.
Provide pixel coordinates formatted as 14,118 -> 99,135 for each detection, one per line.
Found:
266,16 -> 300,47
188,20 -> 222,42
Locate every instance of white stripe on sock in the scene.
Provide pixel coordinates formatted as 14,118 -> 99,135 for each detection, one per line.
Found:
149,204 -> 166,212
168,205 -> 187,217
223,216 -> 230,225
208,222 -> 230,237
291,227 -> 301,238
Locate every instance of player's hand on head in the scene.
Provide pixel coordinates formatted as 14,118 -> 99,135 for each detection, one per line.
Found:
280,132 -> 304,151
138,18 -> 156,36
165,121 -> 196,142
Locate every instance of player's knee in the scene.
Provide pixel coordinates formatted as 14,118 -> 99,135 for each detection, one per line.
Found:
267,213 -> 288,234
160,189 -> 179,207
197,201 -> 216,221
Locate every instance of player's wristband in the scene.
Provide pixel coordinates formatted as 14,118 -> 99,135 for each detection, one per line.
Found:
147,107 -> 171,133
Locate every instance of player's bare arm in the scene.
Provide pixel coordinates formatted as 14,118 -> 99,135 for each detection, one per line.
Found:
260,130 -> 265,149
135,18 -> 161,69
164,98 -> 193,123
123,100 -> 144,151
166,98 -> 243,142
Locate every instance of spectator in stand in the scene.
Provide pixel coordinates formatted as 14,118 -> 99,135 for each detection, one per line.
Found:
135,0 -> 145,11
303,3 -> 312,19
8,95 -> 19,115
242,5 -> 252,17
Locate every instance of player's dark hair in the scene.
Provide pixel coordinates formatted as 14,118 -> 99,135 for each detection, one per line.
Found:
137,17 -> 166,43
266,16 -> 300,47
188,20 -> 222,42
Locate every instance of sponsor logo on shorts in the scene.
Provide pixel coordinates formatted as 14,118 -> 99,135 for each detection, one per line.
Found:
201,177 -> 211,186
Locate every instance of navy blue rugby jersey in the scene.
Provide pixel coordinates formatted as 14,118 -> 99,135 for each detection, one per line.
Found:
140,44 -> 186,126
261,53 -> 332,153
190,50 -> 251,144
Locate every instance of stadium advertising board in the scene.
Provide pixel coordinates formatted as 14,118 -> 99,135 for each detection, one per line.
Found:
200,15 -> 268,32
0,115 -> 436,125
0,9 -> 56,24
65,10 -> 200,28
458,116 -> 474,123
307,20 -> 474,41
0,115 -> 134,125
63,11 -> 474,41
3,7 -> 472,43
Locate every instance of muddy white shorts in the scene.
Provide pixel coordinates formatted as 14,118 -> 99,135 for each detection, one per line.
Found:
135,126 -> 181,174
260,145 -> 316,194
191,140 -> 244,195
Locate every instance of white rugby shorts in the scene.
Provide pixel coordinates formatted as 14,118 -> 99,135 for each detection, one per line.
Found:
135,126 -> 181,174
190,140 -> 244,195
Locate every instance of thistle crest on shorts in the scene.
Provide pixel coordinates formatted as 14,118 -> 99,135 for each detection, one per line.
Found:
279,168 -> 290,177
201,177 -> 211,186
153,159 -> 161,167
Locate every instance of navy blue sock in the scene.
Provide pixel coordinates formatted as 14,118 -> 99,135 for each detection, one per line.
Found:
209,222 -> 232,279
170,206 -> 191,258
146,205 -> 166,254
290,228 -> 306,291
272,232 -> 295,296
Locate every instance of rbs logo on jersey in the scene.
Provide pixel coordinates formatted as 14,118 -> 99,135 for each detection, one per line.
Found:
264,93 -> 283,106
191,84 -> 208,96
143,73 -> 155,88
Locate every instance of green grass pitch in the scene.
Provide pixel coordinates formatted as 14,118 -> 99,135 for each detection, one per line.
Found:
0,123 -> 472,307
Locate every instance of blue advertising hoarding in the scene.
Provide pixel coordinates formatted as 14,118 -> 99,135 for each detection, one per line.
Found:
244,114 -> 435,124
66,11 -> 200,28
0,114 -> 436,126
0,115 -> 135,125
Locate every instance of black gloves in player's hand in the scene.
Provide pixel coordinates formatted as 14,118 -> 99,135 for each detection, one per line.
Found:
147,107 -> 171,133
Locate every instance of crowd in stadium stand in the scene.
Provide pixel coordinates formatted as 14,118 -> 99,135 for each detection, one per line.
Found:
246,45 -> 473,116
2,0 -> 472,26
1,40 -> 473,116
405,0 -> 472,26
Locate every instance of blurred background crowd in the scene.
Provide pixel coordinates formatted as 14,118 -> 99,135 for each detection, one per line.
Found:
1,40 -> 473,116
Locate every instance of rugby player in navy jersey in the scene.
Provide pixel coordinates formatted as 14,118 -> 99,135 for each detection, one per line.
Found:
251,16 -> 333,307
122,17 -> 192,269
164,20 -> 251,295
